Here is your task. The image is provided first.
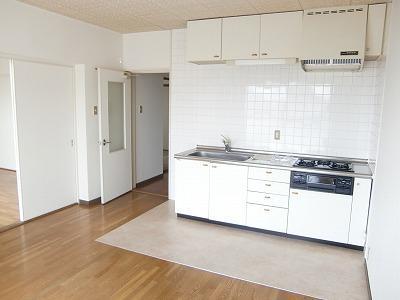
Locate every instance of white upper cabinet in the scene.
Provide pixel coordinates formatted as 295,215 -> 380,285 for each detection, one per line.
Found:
209,163 -> 248,225
365,4 -> 387,59
186,18 -> 222,63
222,15 -> 260,60
260,11 -> 303,59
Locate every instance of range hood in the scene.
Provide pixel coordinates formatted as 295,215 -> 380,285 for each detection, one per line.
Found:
301,5 -> 368,72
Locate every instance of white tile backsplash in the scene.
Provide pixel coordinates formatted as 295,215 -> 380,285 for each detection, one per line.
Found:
169,28 -> 384,198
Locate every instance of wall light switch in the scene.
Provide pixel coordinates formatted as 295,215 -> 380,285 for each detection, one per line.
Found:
274,130 -> 281,140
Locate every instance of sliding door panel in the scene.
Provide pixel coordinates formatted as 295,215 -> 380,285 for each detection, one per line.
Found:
12,60 -> 77,220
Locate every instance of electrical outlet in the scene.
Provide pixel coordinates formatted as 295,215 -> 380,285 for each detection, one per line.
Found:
274,130 -> 281,140
93,106 -> 98,115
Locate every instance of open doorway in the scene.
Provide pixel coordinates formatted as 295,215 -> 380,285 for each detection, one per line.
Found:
0,58 -> 19,230
134,73 -> 169,197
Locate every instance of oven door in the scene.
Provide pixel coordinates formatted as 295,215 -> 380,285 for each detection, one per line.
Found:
287,188 -> 352,243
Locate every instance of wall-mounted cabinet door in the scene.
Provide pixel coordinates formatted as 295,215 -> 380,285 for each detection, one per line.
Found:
175,159 -> 210,218
260,11 -> 303,59
365,4 -> 386,59
222,15 -> 260,60
209,163 -> 248,225
186,18 -> 222,62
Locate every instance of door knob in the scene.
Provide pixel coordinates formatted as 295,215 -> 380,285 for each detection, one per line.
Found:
102,139 -> 111,146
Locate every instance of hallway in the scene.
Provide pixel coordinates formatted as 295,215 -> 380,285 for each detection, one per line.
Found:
135,172 -> 168,197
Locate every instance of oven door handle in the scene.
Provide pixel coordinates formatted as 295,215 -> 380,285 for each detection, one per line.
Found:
307,183 -> 336,192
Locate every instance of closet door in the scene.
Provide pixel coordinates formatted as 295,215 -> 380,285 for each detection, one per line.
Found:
12,60 -> 77,220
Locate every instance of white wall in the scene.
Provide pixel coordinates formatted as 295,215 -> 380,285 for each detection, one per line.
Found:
0,0 -> 123,201
0,60 -> 16,170
123,30 -> 171,73
0,0 -> 121,67
169,29 -> 384,199
136,74 -> 168,183
365,1 -> 400,298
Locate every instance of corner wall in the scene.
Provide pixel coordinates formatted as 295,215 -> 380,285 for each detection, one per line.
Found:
365,1 -> 400,298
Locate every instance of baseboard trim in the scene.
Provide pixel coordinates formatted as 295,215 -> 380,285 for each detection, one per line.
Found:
79,198 -> 101,206
177,214 -> 364,251
136,173 -> 164,187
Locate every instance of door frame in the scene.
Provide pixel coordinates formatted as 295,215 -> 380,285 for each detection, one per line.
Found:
131,72 -> 170,197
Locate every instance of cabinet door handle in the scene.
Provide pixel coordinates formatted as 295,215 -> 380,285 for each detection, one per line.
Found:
251,53 -> 258,56
265,196 -> 271,199
292,191 -> 298,195
265,183 -> 271,187
265,171 -> 272,174
212,165 -> 217,168
261,53 -> 268,56
202,164 -> 209,167
264,208 -> 270,212
213,55 -> 220,58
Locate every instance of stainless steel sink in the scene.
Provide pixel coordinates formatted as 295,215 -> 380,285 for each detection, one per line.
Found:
188,151 -> 252,162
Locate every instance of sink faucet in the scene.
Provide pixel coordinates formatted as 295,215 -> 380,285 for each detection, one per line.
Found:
221,135 -> 231,152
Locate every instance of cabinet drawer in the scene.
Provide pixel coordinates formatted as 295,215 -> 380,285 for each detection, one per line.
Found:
247,191 -> 288,208
246,204 -> 288,233
248,179 -> 290,195
248,167 -> 290,183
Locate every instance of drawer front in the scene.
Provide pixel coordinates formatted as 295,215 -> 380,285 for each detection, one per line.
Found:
248,179 -> 290,195
248,167 -> 290,183
247,191 -> 288,208
246,204 -> 288,233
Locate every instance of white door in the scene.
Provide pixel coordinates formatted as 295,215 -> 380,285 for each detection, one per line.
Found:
288,189 -> 352,243
11,60 -> 77,221
98,69 -> 132,204
209,163 -> 248,225
175,159 -> 209,218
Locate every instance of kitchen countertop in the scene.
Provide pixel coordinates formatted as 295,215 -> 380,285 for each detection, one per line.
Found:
174,146 -> 373,178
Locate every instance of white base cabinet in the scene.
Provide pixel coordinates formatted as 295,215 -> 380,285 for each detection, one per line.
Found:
174,158 -> 371,248
209,163 -> 248,225
246,204 -> 288,233
175,159 -> 210,218
288,189 -> 352,244
349,178 -> 372,246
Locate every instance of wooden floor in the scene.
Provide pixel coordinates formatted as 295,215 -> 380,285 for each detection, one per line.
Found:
0,169 -> 20,229
0,191 -> 314,300
135,172 -> 168,197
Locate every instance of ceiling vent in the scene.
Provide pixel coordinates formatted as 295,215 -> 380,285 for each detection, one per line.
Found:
301,5 -> 368,72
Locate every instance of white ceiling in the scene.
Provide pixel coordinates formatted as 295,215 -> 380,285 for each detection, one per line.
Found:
18,0 -> 391,33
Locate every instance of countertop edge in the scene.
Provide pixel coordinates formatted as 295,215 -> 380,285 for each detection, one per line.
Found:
174,147 -> 373,179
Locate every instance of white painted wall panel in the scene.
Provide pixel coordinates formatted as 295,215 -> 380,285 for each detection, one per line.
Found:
366,1 -> 400,298
123,31 -> 171,73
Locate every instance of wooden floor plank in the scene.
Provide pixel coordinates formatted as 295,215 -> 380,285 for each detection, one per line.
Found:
0,191 -> 314,300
